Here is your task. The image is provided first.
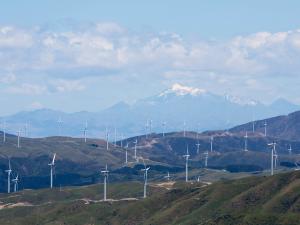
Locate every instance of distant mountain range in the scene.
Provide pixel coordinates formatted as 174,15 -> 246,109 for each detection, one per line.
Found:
1,83 -> 299,138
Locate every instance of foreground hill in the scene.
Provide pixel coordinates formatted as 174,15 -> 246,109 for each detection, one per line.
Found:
0,171 -> 299,225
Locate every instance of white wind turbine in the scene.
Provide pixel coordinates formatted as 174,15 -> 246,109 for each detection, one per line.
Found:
268,142 -> 276,175
244,131 -> 248,152
162,121 -> 166,137
57,117 -> 63,136
145,120 -> 149,138
204,151 -> 209,168
183,145 -> 190,182
114,127 -> 117,145
164,172 -> 171,181
141,162 -> 150,198
210,136 -> 214,152
101,164 -> 109,201
133,139 -> 138,161
48,153 -> 56,189
264,121 -> 267,137
288,144 -> 292,155
196,142 -> 201,154
5,160 -> 12,193
125,142 -> 129,164
120,134 -> 124,148
105,128 -> 109,151
83,121 -> 88,143
274,147 -> 278,169
17,129 -> 21,148
12,174 -> 19,192
24,122 -> 29,138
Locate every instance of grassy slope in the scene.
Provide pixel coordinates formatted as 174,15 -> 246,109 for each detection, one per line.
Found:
0,171 -> 299,225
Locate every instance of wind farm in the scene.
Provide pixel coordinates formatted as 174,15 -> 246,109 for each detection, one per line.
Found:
1,1 -> 300,224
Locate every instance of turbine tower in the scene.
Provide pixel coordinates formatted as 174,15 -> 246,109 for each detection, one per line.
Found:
83,121 -> 88,143
12,174 -> 19,192
105,128 -> 109,151
17,129 -> 21,148
210,136 -> 214,152
141,165 -> 150,198
114,127 -> 117,145
162,121 -> 166,137
145,120 -> 149,138
101,164 -> 109,201
264,121 -> 267,137
183,120 -> 186,137
204,151 -> 209,168
48,153 -> 56,189
288,144 -> 292,155
244,131 -> 248,152
24,122 -> 29,138
183,145 -> 190,182
133,139 -> 138,161
125,142 -> 129,164
268,142 -> 276,175
196,142 -> 201,154
57,117 -> 63,136
5,160 -> 12,193
164,172 -> 170,181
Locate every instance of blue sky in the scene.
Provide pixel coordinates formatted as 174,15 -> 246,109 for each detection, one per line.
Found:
1,1 -> 300,115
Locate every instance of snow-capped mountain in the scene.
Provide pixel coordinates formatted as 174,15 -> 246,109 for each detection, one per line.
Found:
1,84 -> 299,138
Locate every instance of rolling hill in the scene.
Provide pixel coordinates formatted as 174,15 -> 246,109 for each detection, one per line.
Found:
0,171 -> 299,225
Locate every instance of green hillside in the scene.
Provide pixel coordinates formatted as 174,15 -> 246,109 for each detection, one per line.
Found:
0,171 -> 299,225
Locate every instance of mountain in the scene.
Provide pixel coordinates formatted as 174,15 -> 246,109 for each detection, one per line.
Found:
1,84 -> 299,138
230,110 -> 300,141
0,171 -> 299,225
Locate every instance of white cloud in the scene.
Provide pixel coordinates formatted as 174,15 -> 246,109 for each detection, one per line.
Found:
6,83 -> 48,95
50,79 -> 86,92
0,73 -> 16,84
29,101 -> 44,110
2,23 -> 300,103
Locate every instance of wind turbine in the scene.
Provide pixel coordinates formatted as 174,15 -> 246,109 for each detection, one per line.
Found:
164,172 -> 171,181
120,134 -> 124,148
149,120 -> 153,135
101,164 -> 109,201
133,139 -> 138,161
183,145 -> 190,182
264,121 -> 267,137
5,160 -> 12,193
145,120 -> 149,138
24,122 -> 29,138
274,147 -> 278,169
48,153 -> 56,189
141,163 -> 150,198
114,127 -> 117,145
125,142 -> 129,164
12,174 -> 19,192
196,142 -> 201,154
162,121 -> 166,137
210,136 -> 214,152
17,129 -> 21,148
244,131 -> 248,152
83,121 -> 88,143
288,144 -> 292,155
183,120 -> 186,137
268,142 -> 276,175
105,128 -> 109,151
57,117 -> 63,136
204,151 -> 209,168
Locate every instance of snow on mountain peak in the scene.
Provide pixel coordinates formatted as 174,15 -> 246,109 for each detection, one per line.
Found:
159,83 -> 207,97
